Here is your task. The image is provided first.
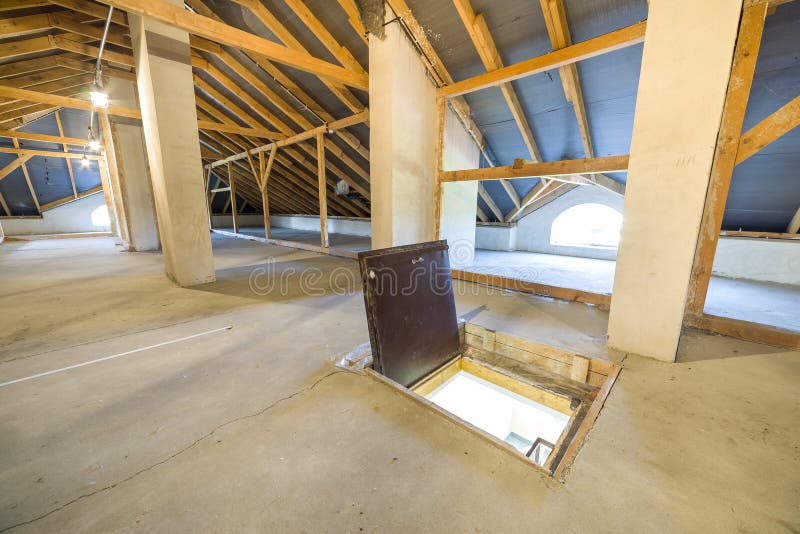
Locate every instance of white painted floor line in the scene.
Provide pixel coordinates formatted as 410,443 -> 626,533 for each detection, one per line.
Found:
0,326 -> 233,389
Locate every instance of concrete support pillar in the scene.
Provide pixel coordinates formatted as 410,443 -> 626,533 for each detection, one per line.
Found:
129,8 -> 215,286
607,0 -> 743,362
369,9 -> 436,248
440,107 -> 480,267
104,79 -> 159,251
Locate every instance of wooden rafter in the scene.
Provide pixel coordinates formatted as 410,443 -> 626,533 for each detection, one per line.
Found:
686,3 -> 768,316
12,138 -> 41,213
440,21 -> 647,97
735,94 -> 800,164
93,0 -> 368,89
54,110 -> 78,198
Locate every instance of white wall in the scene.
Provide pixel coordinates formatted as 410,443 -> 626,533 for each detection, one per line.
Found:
475,186 -> 800,287
475,186 -> 621,260
213,214 -> 372,237
712,238 -> 800,286
440,106 -> 481,267
2,193 -> 110,236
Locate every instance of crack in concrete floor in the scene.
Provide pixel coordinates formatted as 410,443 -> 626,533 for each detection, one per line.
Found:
0,371 -> 344,533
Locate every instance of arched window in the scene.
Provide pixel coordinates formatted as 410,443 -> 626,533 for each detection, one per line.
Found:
91,205 -> 110,227
550,203 -> 622,249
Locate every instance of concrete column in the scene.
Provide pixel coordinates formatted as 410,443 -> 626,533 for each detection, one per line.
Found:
440,107 -> 480,267
369,8 -> 436,249
607,0 -> 743,362
129,8 -> 215,286
105,78 -> 159,251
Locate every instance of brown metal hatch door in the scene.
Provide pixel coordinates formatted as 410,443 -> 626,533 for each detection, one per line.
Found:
358,241 -> 460,387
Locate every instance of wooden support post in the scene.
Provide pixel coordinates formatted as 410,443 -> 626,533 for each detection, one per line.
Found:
99,112 -> 129,245
433,96 -> 446,240
96,157 -> 120,238
55,110 -> 78,198
227,162 -> 239,233
261,146 -> 277,239
686,2 -> 767,316
204,166 -> 213,230
316,132 -> 328,248
12,138 -> 40,213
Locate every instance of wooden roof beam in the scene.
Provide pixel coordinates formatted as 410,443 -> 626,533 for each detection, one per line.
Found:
441,155 -> 629,182
440,21 -> 647,97
93,0 -> 368,90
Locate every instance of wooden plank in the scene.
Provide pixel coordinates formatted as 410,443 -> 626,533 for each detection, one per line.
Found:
50,35 -> 135,67
440,22 -> 646,97
433,96 -> 446,239
0,126 -> 88,147
210,228 -> 358,259
552,365 -> 620,479
207,110 -> 368,167
719,229 -> 800,239
11,139 -> 40,213
461,356 -> 575,415
478,183 -> 503,221
227,163 -> 239,233
0,14 -> 50,39
686,4 -> 767,316
0,36 -> 55,60
441,155 -> 629,182
197,121 -> 284,139
316,132 -> 329,248
95,0 -> 368,90
411,357 -> 462,397
735,94 -> 800,164
0,155 -> 32,182
54,111 -> 78,198
452,268 -> 611,309
685,313 -> 800,350
262,147 -> 277,238
0,147 -> 101,160
39,185 -> 103,211
453,0 -> 542,161
0,0 -> 50,11
0,85 -> 141,119
787,207 -> 800,234
570,356 -> 589,383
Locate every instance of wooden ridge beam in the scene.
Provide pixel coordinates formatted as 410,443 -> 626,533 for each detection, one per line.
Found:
94,0 -> 368,89
440,21 -> 647,98
441,155 -> 629,182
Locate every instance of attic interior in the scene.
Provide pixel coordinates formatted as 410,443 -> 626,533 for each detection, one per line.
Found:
0,0 -> 798,531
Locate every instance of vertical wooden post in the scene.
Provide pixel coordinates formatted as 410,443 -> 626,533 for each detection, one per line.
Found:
432,96 -> 447,240
55,111 -> 78,199
686,3 -> 767,316
97,157 -> 121,239
261,147 -> 277,239
227,162 -> 239,233
99,113 -> 130,245
316,131 -> 329,248
204,166 -> 213,230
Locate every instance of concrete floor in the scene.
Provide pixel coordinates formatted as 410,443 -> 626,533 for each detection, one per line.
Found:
1,235 -> 798,532
468,249 -> 800,332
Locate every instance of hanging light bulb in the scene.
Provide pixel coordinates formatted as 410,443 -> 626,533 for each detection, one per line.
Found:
87,126 -> 101,151
80,148 -> 90,168
89,72 -> 108,109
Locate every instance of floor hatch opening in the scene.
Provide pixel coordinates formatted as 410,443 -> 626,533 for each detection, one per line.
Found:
354,241 -> 620,478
